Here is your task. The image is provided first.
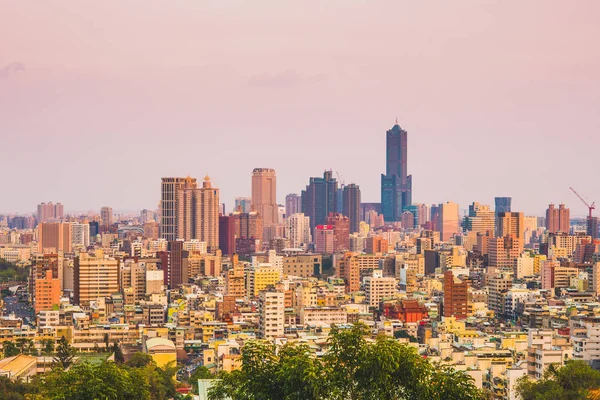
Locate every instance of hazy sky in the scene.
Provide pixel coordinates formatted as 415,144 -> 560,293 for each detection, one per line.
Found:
1,1 -> 599,217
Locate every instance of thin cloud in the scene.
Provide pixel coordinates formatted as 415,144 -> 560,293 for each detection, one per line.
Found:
0,62 -> 25,79
248,69 -> 326,88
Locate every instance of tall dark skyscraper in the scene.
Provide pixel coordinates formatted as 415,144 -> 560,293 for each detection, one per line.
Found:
301,170 -> 338,230
343,183 -> 361,233
494,197 -> 512,215
381,122 -> 412,222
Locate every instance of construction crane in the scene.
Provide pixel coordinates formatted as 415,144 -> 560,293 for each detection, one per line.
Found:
569,186 -> 595,219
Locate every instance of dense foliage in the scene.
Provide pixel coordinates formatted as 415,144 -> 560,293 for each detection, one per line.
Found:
517,360 -> 600,400
0,259 -> 28,282
0,356 -> 181,400
208,324 -> 485,400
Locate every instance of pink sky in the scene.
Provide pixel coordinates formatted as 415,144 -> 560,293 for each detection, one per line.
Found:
1,1 -> 599,216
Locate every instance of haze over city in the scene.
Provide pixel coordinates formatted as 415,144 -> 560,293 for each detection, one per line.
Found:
1,1 -> 599,215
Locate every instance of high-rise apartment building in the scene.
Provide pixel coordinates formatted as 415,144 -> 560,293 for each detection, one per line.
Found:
315,225 -> 335,254
258,290 -> 284,339
171,176 -> 220,251
284,213 -> 311,248
464,202 -> 495,234
546,204 -> 570,233
443,270 -> 468,319
327,213 -> 350,252
438,202 -> 460,242
301,170 -> 338,230
285,194 -> 301,218
381,122 -> 412,222
234,197 -> 252,213
364,275 -> 396,307
34,274 -> 61,313
343,183 -> 361,234
232,211 -> 263,249
70,222 -> 90,249
161,177 -> 198,241
496,212 -> 525,239
38,222 -> 72,253
100,206 -> 113,227
37,202 -> 64,223
488,236 -> 523,268
74,250 -> 119,307
251,168 -> 278,226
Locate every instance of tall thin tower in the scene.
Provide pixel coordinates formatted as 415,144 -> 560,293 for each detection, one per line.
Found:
251,168 -> 278,226
381,121 -> 412,222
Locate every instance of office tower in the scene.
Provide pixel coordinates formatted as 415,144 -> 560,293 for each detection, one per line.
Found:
546,204 -> 570,233
315,225 -> 335,254
100,206 -> 113,227
301,170 -> 338,230
251,168 -> 278,226
89,221 -> 100,238
37,202 -> 64,223
219,215 -> 235,255
443,270 -> 468,319
167,241 -> 188,288
381,122 -> 412,222
38,222 -> 72,253
258,290 -> 284,339
464,202 -> 495,234
161,177 -> 198,241
494,197 -> 512,214
327,213 -> 350,252
496,212 -> 525,239
360,203 -> 381,222
336,186 -> 344,214
140,209 -> 155,223
401,211 -> 415,229
234,197 -> 252,213
438,202 -> 460,242
284,213 -> 311,248
30,253 -> 62,298
74,250 -> 119,307
70,222 -> 90,248
343,183 -> 361,233
285,194 -> 301,219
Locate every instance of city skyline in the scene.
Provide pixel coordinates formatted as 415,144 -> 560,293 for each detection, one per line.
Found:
1,1 -> 599,215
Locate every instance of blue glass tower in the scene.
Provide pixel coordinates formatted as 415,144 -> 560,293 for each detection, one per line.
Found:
381,122 -> 412,222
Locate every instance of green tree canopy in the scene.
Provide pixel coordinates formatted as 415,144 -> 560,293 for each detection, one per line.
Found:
517,360 -> 600,400
208,324 -> 485,400
126,352 -> 155,368
54,336 -> 76,369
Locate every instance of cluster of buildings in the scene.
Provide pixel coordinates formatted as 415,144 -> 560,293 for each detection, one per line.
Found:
1,121 -> 600,400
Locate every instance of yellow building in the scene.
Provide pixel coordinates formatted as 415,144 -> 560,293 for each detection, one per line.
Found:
252,266 -> 280,297
143,337 -> 177,368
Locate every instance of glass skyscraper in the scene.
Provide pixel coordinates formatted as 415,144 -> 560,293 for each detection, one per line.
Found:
381,122 -> 412,222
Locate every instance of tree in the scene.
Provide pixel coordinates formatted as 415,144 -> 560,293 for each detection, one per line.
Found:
54,336 -> 76,369
517,361 -> 600,400
42,339 -> 55,355
40,361 -> 150,400
0,375 -> 39,400
112,342 -> 124,364
189,366 -> 214,394
208,324 -> 485,400
2,341 -> 20,357
126,352 -> 155,368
